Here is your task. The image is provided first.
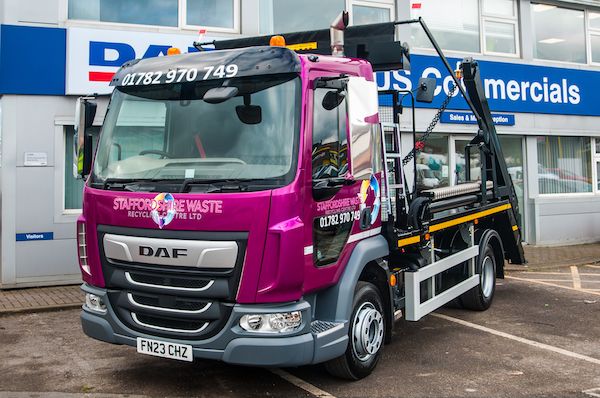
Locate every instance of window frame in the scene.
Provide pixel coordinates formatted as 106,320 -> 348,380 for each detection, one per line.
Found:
536,135 -> 594,197
348,0 -> 394,26
481,0 -> 519,57
588,10 -> 600,66
66,0 -> 241,33
593,137 -> 600,194
181,0 -> 240,34
530,2 -> 587,65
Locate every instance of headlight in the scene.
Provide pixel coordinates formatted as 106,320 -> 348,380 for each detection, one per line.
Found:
85,293 -> 107,313
240,311 -> 302,333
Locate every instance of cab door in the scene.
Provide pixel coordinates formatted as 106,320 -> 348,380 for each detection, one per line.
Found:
303,73 -> 383,294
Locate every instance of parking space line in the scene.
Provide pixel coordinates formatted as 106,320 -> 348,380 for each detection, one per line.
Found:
505,275 -> 600,297
432,313 -> 600,365
269,368 -> 336,398
571,266 -> 582,289
583,388 -> 600,397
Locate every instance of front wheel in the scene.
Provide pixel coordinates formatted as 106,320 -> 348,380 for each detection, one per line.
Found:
325,281 -> 385,380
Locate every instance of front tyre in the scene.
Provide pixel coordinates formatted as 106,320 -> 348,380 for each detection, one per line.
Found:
325,281 -> 385,380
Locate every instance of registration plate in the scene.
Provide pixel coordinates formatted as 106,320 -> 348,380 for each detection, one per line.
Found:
137,337 -> 193,362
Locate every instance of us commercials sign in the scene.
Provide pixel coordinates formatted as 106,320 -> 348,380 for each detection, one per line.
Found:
376,54 -> 597,116
66,27 -> 217,95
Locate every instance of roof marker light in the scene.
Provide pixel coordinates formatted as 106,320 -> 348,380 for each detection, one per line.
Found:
270,35 -> 286,47
167,47 -> 181,56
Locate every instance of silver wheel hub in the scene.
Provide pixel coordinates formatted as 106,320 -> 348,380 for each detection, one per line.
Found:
481,255 -> 495,298
352,302 -> 384,361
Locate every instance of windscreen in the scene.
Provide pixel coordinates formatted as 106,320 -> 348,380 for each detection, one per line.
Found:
91,74 -> 300,192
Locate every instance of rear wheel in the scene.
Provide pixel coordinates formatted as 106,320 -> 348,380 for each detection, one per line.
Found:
325,281 -> 385,380
460,243 -> 496,311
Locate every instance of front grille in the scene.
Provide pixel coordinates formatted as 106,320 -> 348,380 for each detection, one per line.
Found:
129,293 -> 210,312
97,225 -> 247,340
132,313 -> 209,333
127,272 -> 213,290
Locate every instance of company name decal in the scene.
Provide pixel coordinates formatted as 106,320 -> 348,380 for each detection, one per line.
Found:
317,196 -> 362,215
375,54 -> 598,116
113,195 -> 222,227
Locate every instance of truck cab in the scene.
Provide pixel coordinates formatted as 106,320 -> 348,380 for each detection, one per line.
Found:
77,17 -> 525,380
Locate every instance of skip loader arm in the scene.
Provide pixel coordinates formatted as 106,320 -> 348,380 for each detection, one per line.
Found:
399,18 -> 526,265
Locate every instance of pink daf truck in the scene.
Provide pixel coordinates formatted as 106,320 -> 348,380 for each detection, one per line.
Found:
76,17 -> 525,380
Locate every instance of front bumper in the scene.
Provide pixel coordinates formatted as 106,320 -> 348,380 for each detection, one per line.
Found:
81,283 -> 347,367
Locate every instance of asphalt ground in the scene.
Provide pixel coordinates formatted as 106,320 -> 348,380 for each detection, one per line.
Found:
1,243 -> 599,314
1,257 -> 600,397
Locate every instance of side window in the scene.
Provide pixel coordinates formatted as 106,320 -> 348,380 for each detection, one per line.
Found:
312,89 -> 348,181
311,88 -> 351,267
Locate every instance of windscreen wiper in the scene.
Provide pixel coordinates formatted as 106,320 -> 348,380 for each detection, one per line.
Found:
101,178 -> 178,192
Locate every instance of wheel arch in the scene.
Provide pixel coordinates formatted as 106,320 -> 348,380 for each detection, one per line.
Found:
313,235 -> 390,327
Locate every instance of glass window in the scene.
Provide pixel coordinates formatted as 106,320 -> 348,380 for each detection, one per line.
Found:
590,12 -> 600,64
597,162 -> 600,191
186,0 -> 234,30
68,0 -> 178,27
531,4 -> 586,63
484,20 -> 516,54
455,139 -> 481,184
537,136 -> 592,194
417,134 -> 449,190
591,35 -> 600,64
590,35 -> 600,63
68,0 -> 238,30
411,0 -> 480,53
65,126 -> 100,210
499,136 -> 525,234
312,89 -> 348,180
259,0 -> 344,34
92,75 -> 301,187
312,88 -> 350,267
590,12 -> 600,30
482,0 -> 514,17
352,4 -> 392,25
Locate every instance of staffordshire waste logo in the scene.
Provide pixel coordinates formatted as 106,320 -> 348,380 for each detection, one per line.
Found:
151,193 -> 177,229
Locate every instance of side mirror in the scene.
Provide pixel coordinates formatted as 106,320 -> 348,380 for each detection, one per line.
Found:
322,91 -> 345,111
74,97 -> 97,179
416,77 -> 436,103
203,86 -> 239,104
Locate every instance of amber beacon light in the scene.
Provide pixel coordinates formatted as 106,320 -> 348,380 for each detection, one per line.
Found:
269,35 -> 286,47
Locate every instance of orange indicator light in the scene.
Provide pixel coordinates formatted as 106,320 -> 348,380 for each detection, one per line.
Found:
167,47 -> 181,55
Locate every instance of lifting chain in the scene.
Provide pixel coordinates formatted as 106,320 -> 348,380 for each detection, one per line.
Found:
402,82 -> 458,166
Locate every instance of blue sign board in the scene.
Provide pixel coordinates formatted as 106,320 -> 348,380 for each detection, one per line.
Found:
376,54 -> 600,117
16,232 -> 54,242
441,111 -> 515,126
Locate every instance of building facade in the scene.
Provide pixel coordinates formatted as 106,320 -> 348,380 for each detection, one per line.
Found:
1,0 -> 599,288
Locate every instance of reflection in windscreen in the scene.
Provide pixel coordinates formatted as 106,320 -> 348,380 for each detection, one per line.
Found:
92,74 -> 300,185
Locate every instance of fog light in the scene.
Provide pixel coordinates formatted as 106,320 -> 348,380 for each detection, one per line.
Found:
240,311 -> 302,333
85,293 -> 107,313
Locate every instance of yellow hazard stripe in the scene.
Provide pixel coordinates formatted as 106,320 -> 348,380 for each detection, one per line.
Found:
287,42 -> 317,51
398,235 -> 421,248
429,203 -> 512,233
